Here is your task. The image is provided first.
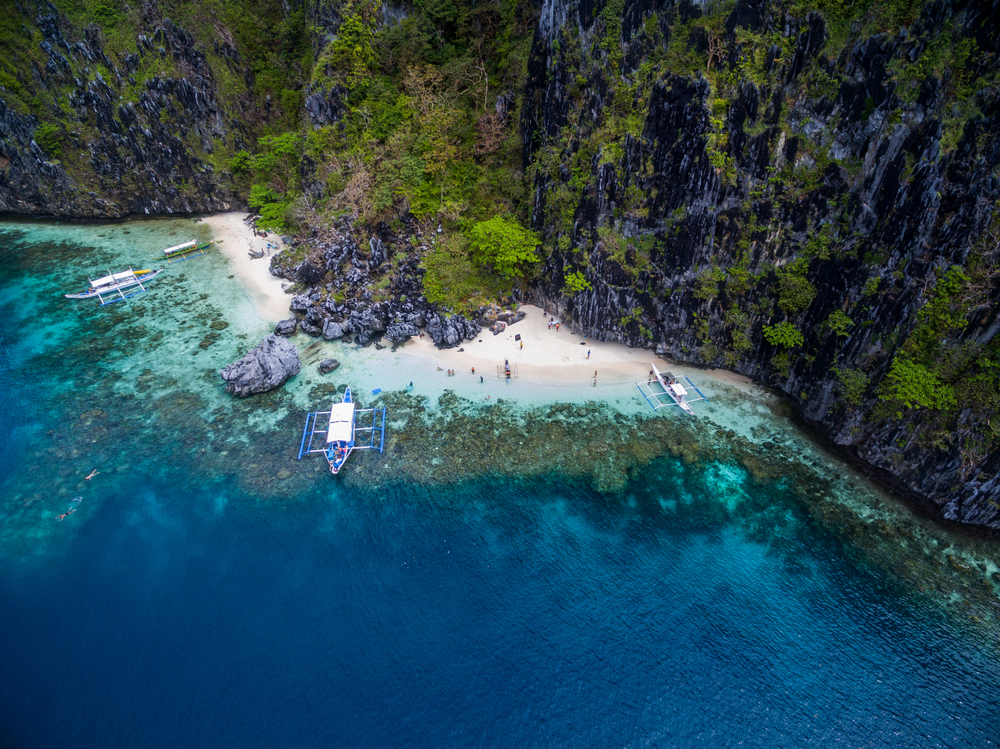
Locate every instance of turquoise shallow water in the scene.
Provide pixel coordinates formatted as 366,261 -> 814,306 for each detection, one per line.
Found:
1,218 -> 999,747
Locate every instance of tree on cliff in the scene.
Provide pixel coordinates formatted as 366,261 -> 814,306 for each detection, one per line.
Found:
468,216 -> 540,279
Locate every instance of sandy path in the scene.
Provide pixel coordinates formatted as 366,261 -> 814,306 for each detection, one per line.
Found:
200,212 -> 291,322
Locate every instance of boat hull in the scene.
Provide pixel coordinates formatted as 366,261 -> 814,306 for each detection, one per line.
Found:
65,268 -> 164,299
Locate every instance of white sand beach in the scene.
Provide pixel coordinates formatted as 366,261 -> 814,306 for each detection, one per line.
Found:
200,212 -> 291,322
399,305 -> 754,391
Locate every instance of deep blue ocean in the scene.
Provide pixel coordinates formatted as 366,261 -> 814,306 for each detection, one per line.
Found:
1,219 -> 999,748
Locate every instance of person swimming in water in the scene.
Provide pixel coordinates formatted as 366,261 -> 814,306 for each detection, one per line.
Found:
85,469 -> 99,480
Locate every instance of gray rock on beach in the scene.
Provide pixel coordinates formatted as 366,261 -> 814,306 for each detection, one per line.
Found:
299,320 -> 322,337
384,321 -> 420,343
322,319 -> 344,340
274,318 -> 298,337
219,334 -> 301,397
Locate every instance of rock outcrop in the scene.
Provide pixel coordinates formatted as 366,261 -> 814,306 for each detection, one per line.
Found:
219,335 -> 301,397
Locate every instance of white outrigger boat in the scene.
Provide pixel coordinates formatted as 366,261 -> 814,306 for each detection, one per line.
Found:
636,362 -> 708,413
64,267 -> 165,305
160,239 -> 214,263
297,386 -> 388,474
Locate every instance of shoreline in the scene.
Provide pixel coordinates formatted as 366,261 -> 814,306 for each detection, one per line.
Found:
199,212 -> 291,322
396,306 -> 755,391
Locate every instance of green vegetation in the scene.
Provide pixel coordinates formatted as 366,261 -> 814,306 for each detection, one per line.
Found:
563,270 -> 591,295
469,216 -> 540,279
776,259 -> 817,314
422,233 -> 509,312
833,367 -> 870,408
694,266 -> 726,300
879,357 -> 957,415
246,132 -> 303,231
763,321 -> 804,349
825,309 -> 854,337
34,123 -> 62,159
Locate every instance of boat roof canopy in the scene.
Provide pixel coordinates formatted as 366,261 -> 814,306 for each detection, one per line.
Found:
326,402 -> 354,443
92,270 -> 136,287
163,240 -> 197,255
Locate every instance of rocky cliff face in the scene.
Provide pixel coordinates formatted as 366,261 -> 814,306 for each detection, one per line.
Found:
517,0 -> 1000,527
0,2 -> 291,217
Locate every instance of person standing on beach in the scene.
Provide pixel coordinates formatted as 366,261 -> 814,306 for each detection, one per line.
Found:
593,370 -> 597,387
587,350 -> 590,359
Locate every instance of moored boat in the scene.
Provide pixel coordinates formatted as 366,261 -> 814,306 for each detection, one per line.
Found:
635,362 -> 709,413
326,386 -> 356,474
64,267 -> 165,305
297,386 -> 388,475
160,239 -> 214,262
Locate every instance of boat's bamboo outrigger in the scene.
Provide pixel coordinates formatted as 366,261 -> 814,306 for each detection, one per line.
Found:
160,239 -> 214,263
297,386 -> 388,474
636,362 -> 708,413
64,267 -> 165,306
497,360 -> 519,380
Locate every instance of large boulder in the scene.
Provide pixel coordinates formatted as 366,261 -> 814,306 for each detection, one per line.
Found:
219,335 -> 301,397
318,358 -> 340,374
274,318 -> 297,337
322,319 -> 345,340
427,313 -> 481,348
384,321 -> 420,343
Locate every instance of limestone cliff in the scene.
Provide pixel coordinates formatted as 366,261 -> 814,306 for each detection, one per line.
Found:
0,0 -> 308,216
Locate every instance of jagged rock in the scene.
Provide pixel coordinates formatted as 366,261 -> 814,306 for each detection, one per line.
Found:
274,318 -> 297,337
299,320 -> 322,337
318,358 -> 340,374
322,319 -> 345,340
370,237 -> 387,268
384,321 -> 420,343
427,313 -> 481,348
304,305 -> 325,326
289,295 -> 311,312
347,307 -> 387,341
296,261 -> 326,284
219,335 -> 301,397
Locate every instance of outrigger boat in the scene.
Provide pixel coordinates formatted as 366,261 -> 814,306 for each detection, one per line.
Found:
297,386 -> 388,474
160,239 -> 213,263
64,267 -> 165,306
636,362 -> 708,413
